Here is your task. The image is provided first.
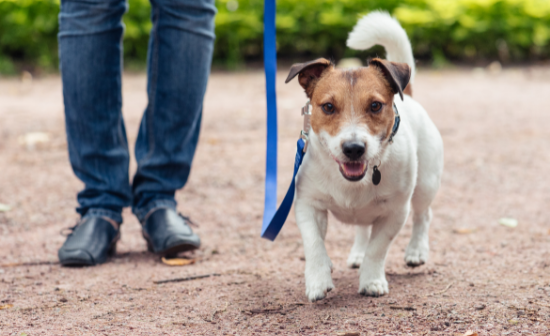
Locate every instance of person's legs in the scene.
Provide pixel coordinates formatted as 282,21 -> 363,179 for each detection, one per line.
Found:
58,0 -> 131,224
132,0 -> 216,222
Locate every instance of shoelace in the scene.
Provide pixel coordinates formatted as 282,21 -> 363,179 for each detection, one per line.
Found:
60,222 -> 79,237
179,213 -> 198,228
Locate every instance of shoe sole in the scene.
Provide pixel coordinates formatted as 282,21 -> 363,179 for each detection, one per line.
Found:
60,238 -> 118,267
144,235 -> 199,257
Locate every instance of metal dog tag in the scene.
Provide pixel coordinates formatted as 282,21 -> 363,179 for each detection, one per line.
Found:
372,166 -> 381,185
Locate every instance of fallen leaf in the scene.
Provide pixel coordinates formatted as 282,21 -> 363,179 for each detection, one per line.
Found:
508,319 -> 519,325
463,331 -> 478,336
161,257 -> 195,266
336,332 -> 360,336
499,217 -> 518,228
0,203 -> 10,212
453,227 -> 477,234
0,304 -> 13,310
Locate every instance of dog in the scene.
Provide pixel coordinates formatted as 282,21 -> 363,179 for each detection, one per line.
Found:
285,11 -> 444,302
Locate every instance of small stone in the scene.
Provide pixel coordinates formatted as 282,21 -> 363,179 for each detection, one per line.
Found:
499,217 -> 518,228
487,61 -> 502,75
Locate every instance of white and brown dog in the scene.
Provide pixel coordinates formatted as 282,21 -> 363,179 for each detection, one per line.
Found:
285,12 -> 444,301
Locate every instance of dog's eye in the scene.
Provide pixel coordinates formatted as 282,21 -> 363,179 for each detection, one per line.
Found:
370,102 -> 382,113
322,103 -> 335,115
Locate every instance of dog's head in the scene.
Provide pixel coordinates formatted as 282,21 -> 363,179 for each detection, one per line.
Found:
286,58 -> 411,182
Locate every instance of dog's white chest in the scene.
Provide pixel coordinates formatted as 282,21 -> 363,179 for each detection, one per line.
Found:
326,190 -> 393,225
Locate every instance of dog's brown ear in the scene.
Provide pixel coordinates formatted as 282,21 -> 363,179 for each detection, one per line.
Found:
285,58 -> 332,97
369,58 -> 411,100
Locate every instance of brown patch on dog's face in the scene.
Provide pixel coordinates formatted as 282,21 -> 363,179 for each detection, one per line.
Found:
308,66 -> 397,140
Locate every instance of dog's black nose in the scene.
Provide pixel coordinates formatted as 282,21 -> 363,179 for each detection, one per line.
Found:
342,142 -> 365,160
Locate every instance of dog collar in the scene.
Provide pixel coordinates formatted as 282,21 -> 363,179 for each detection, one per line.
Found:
300,100 -> 312,152
373,102 -> 399,185
388,102 -> 400,143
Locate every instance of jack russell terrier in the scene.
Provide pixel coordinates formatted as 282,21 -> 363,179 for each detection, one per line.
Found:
285,11 -> 444,302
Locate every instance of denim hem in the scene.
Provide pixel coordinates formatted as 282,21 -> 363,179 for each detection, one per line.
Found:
83,208 -> 123,224
133,199 -> 177,223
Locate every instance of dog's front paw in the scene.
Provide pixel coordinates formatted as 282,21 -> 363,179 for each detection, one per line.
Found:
346,251 -> 364,269
404,244 -> 429,267
306,280 -> 334,302
359,278 -> 388,297
305,264 -> 334,302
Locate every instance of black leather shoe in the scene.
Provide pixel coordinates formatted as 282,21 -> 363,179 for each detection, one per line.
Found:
58,217 -> 120,266
141,208 -> 200,256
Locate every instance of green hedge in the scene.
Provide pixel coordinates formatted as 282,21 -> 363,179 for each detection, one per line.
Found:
1,0 -> 550,73
0,0 -> 59,73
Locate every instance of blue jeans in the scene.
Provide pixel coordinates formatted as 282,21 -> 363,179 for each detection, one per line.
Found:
58,0 -> 216,223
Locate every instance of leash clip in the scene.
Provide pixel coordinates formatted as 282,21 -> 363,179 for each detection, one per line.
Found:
301,99 -> 311,152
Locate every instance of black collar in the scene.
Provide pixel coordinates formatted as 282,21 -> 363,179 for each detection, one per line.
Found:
388,103 -> 400,143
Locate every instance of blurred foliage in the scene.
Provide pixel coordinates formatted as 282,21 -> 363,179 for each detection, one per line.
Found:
1,0 -> 550,73
0,0 -> 59,73
394,0 -> 550,64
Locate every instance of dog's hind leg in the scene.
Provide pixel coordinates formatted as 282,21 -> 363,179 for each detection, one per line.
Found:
347,225 -> 371,268
405,173 -> 439,267
295,201 -> 334,302
405,207 -> 431,267
359,207 -> 409,297
406,119 -> 443,267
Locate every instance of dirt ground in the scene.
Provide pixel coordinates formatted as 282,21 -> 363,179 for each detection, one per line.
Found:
2,66 -> 550,335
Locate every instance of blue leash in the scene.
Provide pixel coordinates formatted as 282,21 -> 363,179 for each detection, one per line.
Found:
261,138 -> 305,241
261,0 -> 304,241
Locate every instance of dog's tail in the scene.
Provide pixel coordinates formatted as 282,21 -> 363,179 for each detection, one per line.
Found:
347,11 -> 415,84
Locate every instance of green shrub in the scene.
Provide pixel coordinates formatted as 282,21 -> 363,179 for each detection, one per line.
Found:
0,0 -> 549,73
0,0 -> 59,72
394,0 -> 550,62
214,0 -> 401,67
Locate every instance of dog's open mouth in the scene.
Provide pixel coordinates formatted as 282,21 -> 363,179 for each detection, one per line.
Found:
339,161 -> 367,181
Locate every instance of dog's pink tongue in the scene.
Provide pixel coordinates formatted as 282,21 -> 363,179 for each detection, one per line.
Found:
343,162 -> 365,176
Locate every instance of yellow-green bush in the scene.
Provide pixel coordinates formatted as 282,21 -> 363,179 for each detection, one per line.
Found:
394,0 -> 550,64
0,0 -> 549,73
0,0 -> 59,73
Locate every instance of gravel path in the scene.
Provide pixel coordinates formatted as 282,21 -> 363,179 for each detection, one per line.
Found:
1,67 -> 550,335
